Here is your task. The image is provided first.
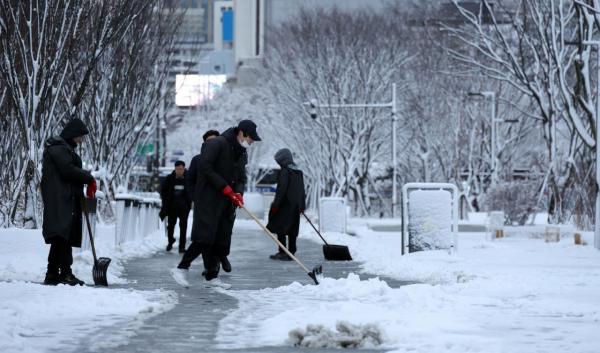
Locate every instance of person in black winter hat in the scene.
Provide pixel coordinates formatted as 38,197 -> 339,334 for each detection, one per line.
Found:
160,160 -> 192,253
41,118 -> 96,286
267,148 -> 306,260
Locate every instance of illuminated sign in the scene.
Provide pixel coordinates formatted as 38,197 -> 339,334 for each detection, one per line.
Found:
175,74 -> 227,106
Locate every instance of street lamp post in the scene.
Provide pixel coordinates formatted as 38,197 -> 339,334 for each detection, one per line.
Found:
468,91 -> 497,184
304,83 -> 399,217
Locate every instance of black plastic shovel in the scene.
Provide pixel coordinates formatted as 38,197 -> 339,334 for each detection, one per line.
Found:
302,212 -> 352,261
82,197 -> 111,286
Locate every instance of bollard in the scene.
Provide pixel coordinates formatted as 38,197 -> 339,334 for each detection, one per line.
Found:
114,193 -> 162,247
488,211 -> 505,241
131,199 -> 142,242
545,226 -> 560,243
114,197 -> 125,246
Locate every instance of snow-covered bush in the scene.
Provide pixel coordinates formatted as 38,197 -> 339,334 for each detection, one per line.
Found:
483,181 -> 539,225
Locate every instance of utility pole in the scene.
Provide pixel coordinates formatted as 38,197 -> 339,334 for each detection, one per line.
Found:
468,91 -> 497,184
304,83 -> 399,217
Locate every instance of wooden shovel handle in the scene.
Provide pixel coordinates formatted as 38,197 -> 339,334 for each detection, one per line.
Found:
81,197 -> 98,263
240,205 -> 311,273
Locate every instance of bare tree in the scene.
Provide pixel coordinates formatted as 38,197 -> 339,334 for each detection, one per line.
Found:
0,0 -> 182,226
258,8 -> 412,215
444,0 -> 598,223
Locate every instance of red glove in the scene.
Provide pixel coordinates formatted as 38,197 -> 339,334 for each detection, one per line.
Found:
222,185 -> 244,207
235,193 -> 244,207
86,179 -> 97,198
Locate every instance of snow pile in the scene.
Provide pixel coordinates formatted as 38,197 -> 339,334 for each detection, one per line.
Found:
288,321 -> 384,348
0,223 -> 167,284
215,272 -> 511,351
215,274 -> 400,349
299,220 -> 600,353
0,282 -> 176,353
408,189 -> 453,251
0,225 -> 176,353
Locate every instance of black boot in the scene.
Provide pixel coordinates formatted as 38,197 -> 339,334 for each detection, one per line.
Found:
203,262 -> 220,280
43,272 -> 60,285
220,256 -> 231,272
269,252 -> 291,261
166,238 -> 175,252
59,272 -> 85,286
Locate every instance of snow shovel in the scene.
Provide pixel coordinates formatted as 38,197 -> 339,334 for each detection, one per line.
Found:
302,212 -> 352,261
240,204 -> 322,285
82,197 -> 111,286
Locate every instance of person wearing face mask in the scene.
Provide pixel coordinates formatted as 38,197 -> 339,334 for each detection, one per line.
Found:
171,120 -> 261,287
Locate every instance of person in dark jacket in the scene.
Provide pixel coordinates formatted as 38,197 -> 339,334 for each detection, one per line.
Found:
198,129 -> 233,270
202,129 -> 220,142
160,161 -> 192,253
41,118 -> 96,286
170,121 -> 260,287
267,148 -> 306,260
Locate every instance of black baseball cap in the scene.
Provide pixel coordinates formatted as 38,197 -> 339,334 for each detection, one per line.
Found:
238,119 -> 261,141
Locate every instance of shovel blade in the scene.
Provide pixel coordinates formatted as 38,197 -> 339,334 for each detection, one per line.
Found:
307,265 -> 323,285
93,257 -> 111,286
323,244 -> 352,261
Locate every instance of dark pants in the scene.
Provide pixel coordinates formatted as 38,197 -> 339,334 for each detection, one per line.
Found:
177,242 -> 220,280
213,204 -> 235,258
47,237 -> 73,275
277,234 -> 297,254
178,204 -> 235,280
167,208 -> 189,251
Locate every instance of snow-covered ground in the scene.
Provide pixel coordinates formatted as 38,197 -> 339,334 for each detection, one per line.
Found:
0,225 -> 176,353
218,218 -> 600,353
2,212 -> 599,353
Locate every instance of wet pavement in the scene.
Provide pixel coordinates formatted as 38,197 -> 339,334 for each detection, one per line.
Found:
72,227 -> 408,353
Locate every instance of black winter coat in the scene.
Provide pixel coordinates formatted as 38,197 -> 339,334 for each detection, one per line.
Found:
41,136 -> 93,246
267,166 -> 306,237
160,171 -> 192,216
187,128 -> 247,243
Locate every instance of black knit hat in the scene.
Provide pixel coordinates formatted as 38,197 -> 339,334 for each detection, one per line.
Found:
60,118 -> 89,140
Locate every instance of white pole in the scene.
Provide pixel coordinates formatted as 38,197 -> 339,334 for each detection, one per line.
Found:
392,83 -> 398,218
595,46 -> 600,250
490,92 -> 496,185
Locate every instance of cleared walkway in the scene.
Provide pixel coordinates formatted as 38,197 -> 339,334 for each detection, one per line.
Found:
74,227 -> 408,353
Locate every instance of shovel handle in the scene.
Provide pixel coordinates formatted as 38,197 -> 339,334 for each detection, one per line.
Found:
240,205 -> 311,274
302,212 -> 329,246
81,197 -> 98,264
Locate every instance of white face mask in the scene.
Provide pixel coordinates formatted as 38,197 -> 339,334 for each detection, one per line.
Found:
240,139 -> 251,148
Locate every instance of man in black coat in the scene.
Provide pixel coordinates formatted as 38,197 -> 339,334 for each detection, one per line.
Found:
171,121 -> 260,287
160,160 -> 192,253
41,118 -> 96,286
267,148 -> 306,260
